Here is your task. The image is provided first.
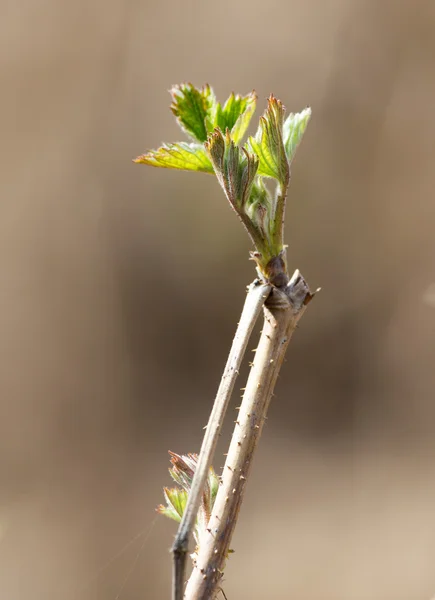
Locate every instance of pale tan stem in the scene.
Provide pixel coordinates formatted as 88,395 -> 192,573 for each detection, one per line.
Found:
172,280 -> 272,600
184,270 -> 313,600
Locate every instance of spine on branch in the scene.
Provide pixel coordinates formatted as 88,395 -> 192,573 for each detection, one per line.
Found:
185,271 -> 313,600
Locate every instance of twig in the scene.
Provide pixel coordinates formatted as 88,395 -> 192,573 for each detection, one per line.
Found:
184,270 -> 313,600
172,279 -> 272,600
135,83 -> 314,598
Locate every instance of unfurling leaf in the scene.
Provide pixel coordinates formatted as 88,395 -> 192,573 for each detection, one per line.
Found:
283,107 -> 311,163
169,84 -> 256,146
168,451 -> 198,492
157,487 -> 188,523
205,129 -> 258,211
212,91 -> 257,144
134,85 -> 257,177
246,95 -> 289,185
170,83 -> 215,142
158,452 -> 220,550
134,143 -> 213,173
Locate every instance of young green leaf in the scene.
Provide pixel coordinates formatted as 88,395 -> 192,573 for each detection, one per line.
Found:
170,83 -> 216,142
158,453 -> 221,550
283,107 -> 311,163
157,487 -> 188,523
134,143 -> 213,173
246,95 -> 289,186
213,91 -> 257,144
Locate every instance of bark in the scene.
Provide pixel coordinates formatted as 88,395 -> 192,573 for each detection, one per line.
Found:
172,280 -> 272,600
184,270 -> 313,600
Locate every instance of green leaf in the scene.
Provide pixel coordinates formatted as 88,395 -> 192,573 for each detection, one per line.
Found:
283,107 -> 311,163
157,487 -> 188,523
213,91 -> 257,144
157,453 -> 221,550
246,95 -> 289,185
134,143 -> 213,173
170,83 -> 216,142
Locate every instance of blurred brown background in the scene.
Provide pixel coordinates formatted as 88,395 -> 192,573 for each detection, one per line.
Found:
1,0 -> 434,598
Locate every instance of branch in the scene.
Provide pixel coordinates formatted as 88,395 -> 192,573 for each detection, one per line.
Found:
184,270 -> 314,600
172,279 -> 272,600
